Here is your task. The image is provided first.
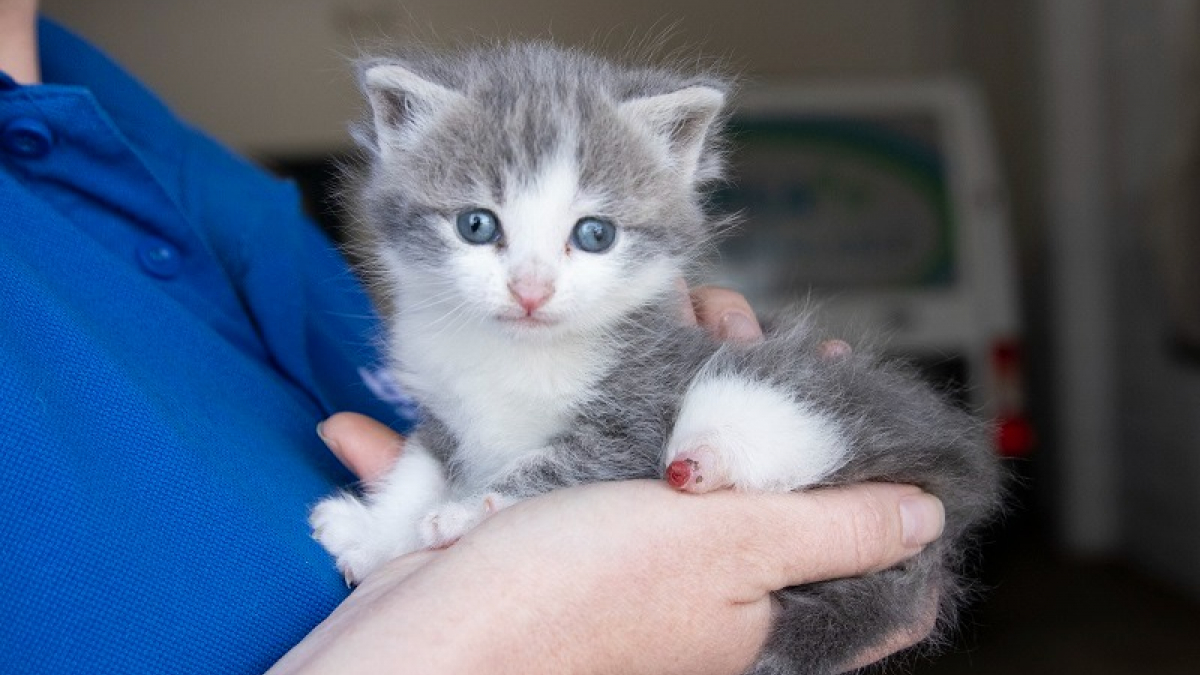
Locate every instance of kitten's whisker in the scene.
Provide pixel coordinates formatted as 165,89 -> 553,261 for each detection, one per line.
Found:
422,300 -> 479,344
403,290 -> 463,313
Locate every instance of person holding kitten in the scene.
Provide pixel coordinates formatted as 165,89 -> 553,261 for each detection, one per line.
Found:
0,2 -> 944,673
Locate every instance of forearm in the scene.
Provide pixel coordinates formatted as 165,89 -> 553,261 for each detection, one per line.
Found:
271,555 -> 533,674
273,481 -> 941,675
370,548 -> 578,674
268,550 -> 523,675
273,485 -> 769,675
273,535 -> 664,675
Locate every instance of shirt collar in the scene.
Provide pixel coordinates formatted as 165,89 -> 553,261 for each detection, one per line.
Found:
37,18 -> 179,134
33,17 -> 193,224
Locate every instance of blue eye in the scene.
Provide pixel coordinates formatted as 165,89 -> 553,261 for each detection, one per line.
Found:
571,217 -> 617,253
456,208 -> 502,245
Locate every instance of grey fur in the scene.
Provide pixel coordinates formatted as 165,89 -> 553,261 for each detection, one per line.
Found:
342,42 -> 1001,675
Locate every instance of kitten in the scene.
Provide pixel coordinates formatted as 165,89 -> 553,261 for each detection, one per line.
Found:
310,42 -> 1002,675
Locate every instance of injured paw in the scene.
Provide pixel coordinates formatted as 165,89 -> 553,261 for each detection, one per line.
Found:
664,373 -> 850,493
664,446 -> 732,494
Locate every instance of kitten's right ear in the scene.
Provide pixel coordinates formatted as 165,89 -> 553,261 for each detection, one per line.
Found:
619,84 -> 726,184
362,63 -> 464,159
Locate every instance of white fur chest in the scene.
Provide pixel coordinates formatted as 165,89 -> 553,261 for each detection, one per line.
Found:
392,311 -> 612,489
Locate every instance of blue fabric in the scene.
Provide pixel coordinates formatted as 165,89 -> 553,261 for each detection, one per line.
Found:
0,19 -> 415,674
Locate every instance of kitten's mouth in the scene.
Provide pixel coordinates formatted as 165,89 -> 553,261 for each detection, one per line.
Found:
496,314 -> 558,328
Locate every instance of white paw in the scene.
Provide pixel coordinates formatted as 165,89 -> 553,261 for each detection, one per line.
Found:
418,493 -> 513,549
310,493 -> 395,585
665,373 -> 849,493
664,443 -> 730,493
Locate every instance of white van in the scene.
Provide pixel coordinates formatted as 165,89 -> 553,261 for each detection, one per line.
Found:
713,80 -> 1033,457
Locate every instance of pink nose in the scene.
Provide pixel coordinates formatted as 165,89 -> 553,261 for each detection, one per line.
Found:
508,278 -> 554,314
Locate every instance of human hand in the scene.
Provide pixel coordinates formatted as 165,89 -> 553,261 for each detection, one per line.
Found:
307,415 -> 940,675
277,474 -> 943,675
316,412 -> 403,482
681,283 -> 764,343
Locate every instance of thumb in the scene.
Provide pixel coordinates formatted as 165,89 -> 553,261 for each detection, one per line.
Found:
318,412 -> 405,481
738,483 -> 944,593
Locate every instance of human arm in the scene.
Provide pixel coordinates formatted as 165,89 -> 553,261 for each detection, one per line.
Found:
316,406 -> 940,670
273,471 -> 942,675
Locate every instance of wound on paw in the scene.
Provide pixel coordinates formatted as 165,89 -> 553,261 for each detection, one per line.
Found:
666,459 -> 693,489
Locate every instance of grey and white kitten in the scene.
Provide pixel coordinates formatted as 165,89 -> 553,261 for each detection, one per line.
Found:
311,43 -> 1002,675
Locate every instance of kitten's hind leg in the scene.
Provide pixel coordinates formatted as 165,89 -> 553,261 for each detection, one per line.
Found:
310,441 -> 447,584
751,549 -> 944,675
664,371 -> 849,493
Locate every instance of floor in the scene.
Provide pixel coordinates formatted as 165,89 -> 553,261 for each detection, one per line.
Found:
909,534 -> 1200,674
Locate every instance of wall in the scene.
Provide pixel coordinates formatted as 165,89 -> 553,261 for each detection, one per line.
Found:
41,0 -> 957,155
1109,0 -> 1200,598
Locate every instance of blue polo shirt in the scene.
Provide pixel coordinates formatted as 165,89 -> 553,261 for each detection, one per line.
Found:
0,20 -> 414,674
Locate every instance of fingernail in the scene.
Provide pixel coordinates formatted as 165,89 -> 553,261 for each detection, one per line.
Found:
719,311 -> 760,343
818,339 -> 852,360
316,420 -> 340,453
900,494 -> 945,547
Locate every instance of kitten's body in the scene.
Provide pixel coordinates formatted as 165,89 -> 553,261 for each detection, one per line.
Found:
312,43 -> 1001,675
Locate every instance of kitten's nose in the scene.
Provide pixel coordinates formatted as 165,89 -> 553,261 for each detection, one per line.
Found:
508,278 -> 555,314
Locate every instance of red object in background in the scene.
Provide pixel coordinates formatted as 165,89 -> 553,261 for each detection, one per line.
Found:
997,415 -> 1036,457
992,339 -> 1036,457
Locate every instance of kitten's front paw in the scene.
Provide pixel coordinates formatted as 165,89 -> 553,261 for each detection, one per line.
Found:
418,493 -> 513,549
310,493 -> 394,585
665,445 -> 731,493
665,374 -> 849,493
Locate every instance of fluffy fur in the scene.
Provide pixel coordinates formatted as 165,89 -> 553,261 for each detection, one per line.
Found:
310,42 -> 1002,675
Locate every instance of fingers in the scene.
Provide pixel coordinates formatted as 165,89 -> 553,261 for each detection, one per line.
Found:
675,278 -> 699,325
685,284 -> 851,353
318,412 -> 405,481
725,483 -> 944,593
690,285 -> 763,343
817,339 -> 852,360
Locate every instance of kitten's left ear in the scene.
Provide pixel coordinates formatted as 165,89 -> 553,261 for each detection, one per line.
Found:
619,85 -> 726,183
360,62 -> 466,161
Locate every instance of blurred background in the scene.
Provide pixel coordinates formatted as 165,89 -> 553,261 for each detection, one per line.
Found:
40,0 -> 1200,672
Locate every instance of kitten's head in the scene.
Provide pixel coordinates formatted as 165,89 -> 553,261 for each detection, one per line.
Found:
353,43 -> 729,340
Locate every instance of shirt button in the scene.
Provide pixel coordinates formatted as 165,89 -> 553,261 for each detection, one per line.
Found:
2,118 -> 54,158
137,238 -> 183,279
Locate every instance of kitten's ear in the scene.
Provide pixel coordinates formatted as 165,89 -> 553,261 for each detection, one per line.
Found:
619,85 -> 726,183
361,63 -> 464,159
